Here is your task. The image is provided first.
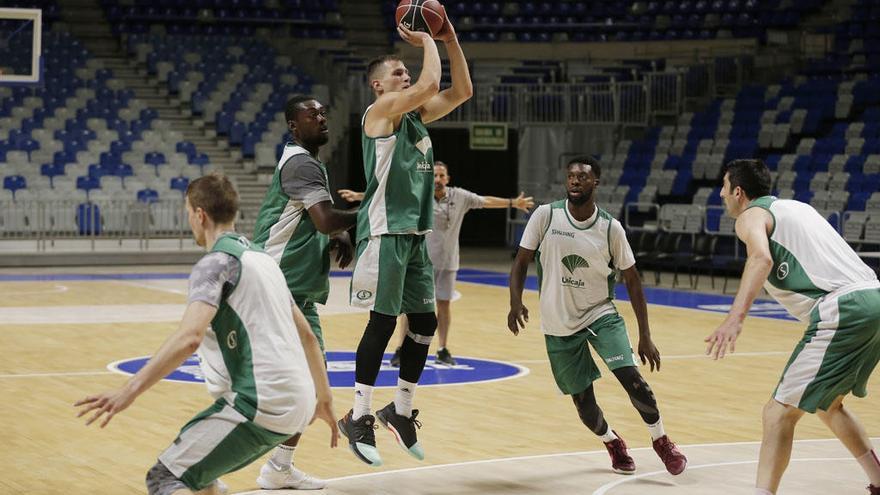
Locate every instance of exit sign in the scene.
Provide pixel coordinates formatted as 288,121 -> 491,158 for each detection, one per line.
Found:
469,123 -> 508,150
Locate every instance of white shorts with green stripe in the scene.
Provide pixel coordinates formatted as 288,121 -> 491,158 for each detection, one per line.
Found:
774,281 -> 880,413
158,399 -> 294,491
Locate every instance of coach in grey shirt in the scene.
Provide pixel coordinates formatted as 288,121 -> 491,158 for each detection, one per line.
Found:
340,160 -> 534,365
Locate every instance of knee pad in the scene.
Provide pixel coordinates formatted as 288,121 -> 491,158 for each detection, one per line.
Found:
364,311 -> 397,343
145,461 -> 187,495
571,386 -> 607,435
612,366 -> 659,421
404,312 -> 437,345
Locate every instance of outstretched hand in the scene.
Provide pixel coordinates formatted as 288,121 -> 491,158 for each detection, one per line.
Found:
433,7 -> 457,43
310,398 -> 339,448
74,387 -> 137,428
513,191 -> 535,212
705,318 -> 743,360
398,25 -> 434,47
337,189 -> 364,203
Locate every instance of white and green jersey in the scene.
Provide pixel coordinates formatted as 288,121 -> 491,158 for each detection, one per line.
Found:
357,107 -> 434,242
746,196 -> 878,322
253,143 -> 332,304
193,233 -> 316,435
520,200 -> 636,336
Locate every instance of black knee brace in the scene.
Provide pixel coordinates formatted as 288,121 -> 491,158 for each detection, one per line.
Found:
612,366 -> 660,424
398,312 -> 437,383
145,461 -> 187,495
404,311 -> 437,345
354,311 -> 398,385
572,385 -> 609,436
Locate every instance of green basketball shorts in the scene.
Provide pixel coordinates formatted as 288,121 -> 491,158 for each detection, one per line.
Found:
350,234 -> 435,316
158,399 -> 291,491
544,313 -> 637,395
775,284 -> 880,413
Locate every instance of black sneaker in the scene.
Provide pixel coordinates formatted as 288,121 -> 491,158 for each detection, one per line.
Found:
435,347 -> 457,366
337,409 -> 383,466
375,402 -> 424,460
389,347 -> 401,367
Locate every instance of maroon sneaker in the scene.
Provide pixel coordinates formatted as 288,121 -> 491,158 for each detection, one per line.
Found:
604,431 -> 636,475
652,435 -> 687,475
868,485 -> 880,494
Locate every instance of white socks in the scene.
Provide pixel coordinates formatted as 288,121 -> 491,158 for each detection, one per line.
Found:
857,449 -> 880,485
599,426 -> 618,443
647,418 -> 667,441
393,378 -> 417,418
270,444 -> 295,468
352,382 -> 373,420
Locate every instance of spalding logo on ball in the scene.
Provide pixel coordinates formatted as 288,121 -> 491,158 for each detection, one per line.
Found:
396,0 -> 447,37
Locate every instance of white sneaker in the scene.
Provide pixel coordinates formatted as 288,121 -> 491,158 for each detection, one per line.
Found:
256,460 -> 327,490
214,478 -> 229,494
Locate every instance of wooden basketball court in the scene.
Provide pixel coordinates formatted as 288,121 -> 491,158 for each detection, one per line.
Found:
1,260 -> 877,494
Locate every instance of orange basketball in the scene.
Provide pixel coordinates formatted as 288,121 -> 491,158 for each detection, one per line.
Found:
395,0 -> 446,37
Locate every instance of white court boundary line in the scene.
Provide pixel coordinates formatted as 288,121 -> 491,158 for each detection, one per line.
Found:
592,457 -> 852,495
0,350 -> 792,380
0,370 -> 114,378
271,437 -> 875,488
513,350 -> 791,364
0,284 -> 68,296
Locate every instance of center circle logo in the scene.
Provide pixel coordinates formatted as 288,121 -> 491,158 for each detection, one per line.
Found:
107,351 -> 528,388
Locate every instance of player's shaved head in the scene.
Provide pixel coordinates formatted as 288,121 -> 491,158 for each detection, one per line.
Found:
367,55 -> 403,82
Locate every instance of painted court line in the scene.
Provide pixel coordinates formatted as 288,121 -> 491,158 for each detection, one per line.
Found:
290,437 -> 876,487
592,457 -> 852,495
513,350 -> 790,364
0,370 -> 115,378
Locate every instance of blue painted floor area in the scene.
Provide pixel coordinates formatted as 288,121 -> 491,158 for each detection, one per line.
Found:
0,268 -> 796,321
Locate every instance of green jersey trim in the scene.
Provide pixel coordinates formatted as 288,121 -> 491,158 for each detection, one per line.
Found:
745,195 -> 777,237
767,239 -> 829,300
561,201 -> 600,230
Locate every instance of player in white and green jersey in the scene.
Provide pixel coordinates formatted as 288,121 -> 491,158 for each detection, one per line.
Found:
252,95 -> 356,490
340,20 -> 473,467
74,174 -> 337,495
706,159 -> 880,495
508,157 -> 687,477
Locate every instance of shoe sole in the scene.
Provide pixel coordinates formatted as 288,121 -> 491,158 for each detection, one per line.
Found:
612,467 -> 636,475
376,410 -> 424,461
256,475 -> 326,490
337,418 -> 382,467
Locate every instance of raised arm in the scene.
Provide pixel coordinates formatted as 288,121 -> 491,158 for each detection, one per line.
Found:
420,14 -> 474,124
705,207 -> 774,359
367,27 -> 441,130
481,192 -> 535,212
74,302 -> 216,427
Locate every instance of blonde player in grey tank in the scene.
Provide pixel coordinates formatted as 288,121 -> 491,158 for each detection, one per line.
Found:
74,174 -> 337,495
508,157 -> 687,477
706,159 -> 880,495
339,17 -> 473,468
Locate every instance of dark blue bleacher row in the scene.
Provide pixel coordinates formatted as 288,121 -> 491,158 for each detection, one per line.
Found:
1,30 -> 212,210
100,0 -> 343,39
383,0 -> 826,43
126,34 -> 313,159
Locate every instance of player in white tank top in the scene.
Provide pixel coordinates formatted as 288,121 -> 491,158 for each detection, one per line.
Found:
706,159 -> 880,495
